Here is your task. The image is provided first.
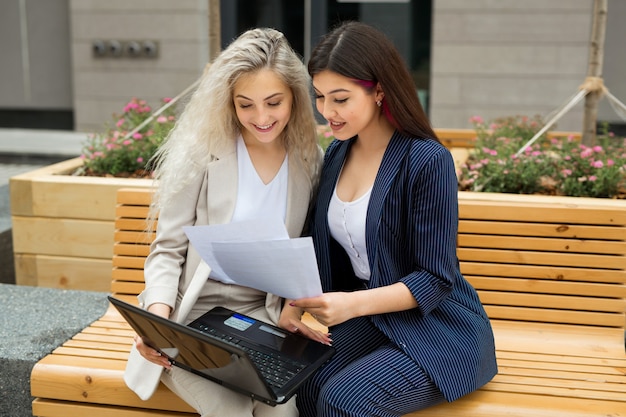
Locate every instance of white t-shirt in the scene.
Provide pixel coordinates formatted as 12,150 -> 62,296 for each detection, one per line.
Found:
208,135 -> 288,285
328,185 -> 372,280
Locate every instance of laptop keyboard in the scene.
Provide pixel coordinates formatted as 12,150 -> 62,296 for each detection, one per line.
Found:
194,324 -> 306,389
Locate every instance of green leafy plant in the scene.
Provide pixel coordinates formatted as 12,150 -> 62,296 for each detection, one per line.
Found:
78,97 -> 177,177
458,115 -> 626,199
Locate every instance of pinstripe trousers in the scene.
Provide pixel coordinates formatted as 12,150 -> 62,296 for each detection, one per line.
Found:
296,316 -> 445,417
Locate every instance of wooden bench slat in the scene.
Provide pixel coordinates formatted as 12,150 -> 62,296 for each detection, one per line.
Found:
113,256 -> 147,269
114,230 -> 154,244
111,268 -> 145,282
114,244 -> 151,257
115,206 -> 151,219
461,262 -> 626,283
31,357 -> 194,413
405,390 -> 626,417
459,220 -> 626,240
469,276 -> 626,298
459,234 -> 626,255
52,346 -> 129,361
484,305 -> 625,327
110,281 -> 147,295
32,398 -> 195,417
116,188 -> 154,205
479,291 -> 626,312
496,357 -> 626,376
458,248 -> 625,270
115,218 -> 152,231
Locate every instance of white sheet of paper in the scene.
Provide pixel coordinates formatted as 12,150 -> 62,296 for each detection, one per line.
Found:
182,219 -> 322,300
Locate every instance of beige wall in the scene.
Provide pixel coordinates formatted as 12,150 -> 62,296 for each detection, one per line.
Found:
430,0 -> 594,131
69,0 -> 210,132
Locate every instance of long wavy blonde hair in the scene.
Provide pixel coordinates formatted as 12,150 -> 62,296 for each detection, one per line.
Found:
148,28 -> 320,218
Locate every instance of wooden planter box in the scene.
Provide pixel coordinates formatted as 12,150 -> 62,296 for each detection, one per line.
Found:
10,157 -> 152,291
8,128 -> 585,291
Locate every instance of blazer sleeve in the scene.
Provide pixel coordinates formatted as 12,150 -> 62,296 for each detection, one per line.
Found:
399,146 -> 461,316
140,171 -> 205,310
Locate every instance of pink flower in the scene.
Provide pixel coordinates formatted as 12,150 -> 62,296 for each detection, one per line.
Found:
123,140 -> 132,146
137,157 -> 144,163
580,148 -> 593,158
591,160 -> 604,168
592,145 -> 603,153
157,116 -> 168,123
116,118 -> 125,128
132,133 -> 143,139
588,175 -> 597,182
607,159 -> 615,166
163,97 -> 172,103
561,169 -> 572,177
469,115 -> 484,124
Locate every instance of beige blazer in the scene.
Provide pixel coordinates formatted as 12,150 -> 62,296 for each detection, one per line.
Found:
125,138 -> 319,400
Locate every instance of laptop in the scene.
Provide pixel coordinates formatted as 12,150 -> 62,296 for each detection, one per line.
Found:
108,296 -> 335,406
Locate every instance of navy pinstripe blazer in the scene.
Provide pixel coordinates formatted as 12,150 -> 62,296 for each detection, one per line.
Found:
310,131 -> 498,402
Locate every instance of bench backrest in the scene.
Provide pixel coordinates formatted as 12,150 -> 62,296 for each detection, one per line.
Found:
112,188 -> 626,329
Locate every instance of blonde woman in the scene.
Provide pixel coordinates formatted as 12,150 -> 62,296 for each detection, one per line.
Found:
124,28 -> 324,417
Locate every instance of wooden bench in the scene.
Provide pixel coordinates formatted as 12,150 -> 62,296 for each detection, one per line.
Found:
30,188 -> 626,416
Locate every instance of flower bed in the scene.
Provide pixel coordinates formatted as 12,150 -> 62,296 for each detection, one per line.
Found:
458,115 -> 626,199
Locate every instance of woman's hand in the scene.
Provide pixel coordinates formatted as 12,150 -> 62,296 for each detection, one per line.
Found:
134,303 -> 172,369
278,301 -> 332,345
134,334 -> 172,369
290,292 -> 356,328
292,284 -> 419,327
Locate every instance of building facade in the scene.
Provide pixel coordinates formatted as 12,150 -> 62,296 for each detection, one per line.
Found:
0,0 -> 623,134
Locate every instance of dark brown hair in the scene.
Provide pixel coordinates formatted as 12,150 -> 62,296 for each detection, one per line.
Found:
308,21 -> 438,141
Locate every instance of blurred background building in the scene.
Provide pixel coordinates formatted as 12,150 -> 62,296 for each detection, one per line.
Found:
1,0 -> 624,134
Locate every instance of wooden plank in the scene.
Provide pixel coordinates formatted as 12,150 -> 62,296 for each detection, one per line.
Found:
110,281 -> 145,295
458,194 -> 626,226
111,268 -> 145,283
12,216 -> 114,258
496,357 -> 626,376
484,305 -> 625,327
468,276 -> 626,298
459,220 -> 626,240
117,187 -> 154,204
458,248 -> 626,270
34,255 -> 112,291
13,253 -> 38,286
478,291 -> 626,313
14,254 -> 112,290
112,255 -> 147,269
115,218 -> 152,231
32,398 -> 196,417
459,234 -> 626,255
460,262 -> 626,283
409,390 -> 626,417
114,231 -> 153,245
10,158 -> 151,220
115,206 -> 150,219
113,244 -> 151,257
31,356 -> 194,412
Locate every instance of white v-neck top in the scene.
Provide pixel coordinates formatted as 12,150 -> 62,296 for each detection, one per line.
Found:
328,185 -> 372,280
231,135 -> 289,224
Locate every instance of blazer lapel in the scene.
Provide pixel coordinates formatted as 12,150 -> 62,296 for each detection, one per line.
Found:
285,156 -> 311,237
206,143 -> 237,225
366,132 -> 410,274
